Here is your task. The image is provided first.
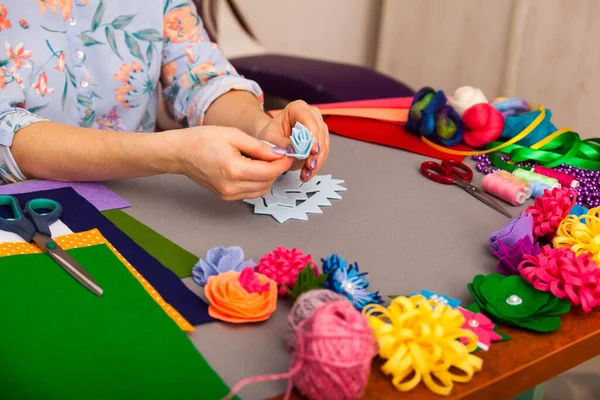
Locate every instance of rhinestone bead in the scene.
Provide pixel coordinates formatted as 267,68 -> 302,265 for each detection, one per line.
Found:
468,319 -> 480,328
506,295 -> 523,306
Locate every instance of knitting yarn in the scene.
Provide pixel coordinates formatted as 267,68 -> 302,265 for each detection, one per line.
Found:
462,103 -> 505,148
533,165 -> 579,188
513,168 -> 560,188
286,289 -> 348,352
500,108 -> 557,147
491,97 -> 530,118
447,86 -> 488,117
482,174 -> 528,206
225,301 -> 376,400
495,170 -> 532,197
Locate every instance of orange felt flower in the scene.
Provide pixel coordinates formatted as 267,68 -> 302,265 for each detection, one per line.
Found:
205,269 -> 277,323
163,6 -> 201,43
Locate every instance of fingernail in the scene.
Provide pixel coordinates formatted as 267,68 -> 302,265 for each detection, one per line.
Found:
310,158 -> 317,170
315,143 -> 321,154
305,169 -> 312,179
287,145 -> 293,153
273,147 -> 287,155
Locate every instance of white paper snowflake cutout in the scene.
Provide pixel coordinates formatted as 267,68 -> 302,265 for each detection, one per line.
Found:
244,170 -> 346,223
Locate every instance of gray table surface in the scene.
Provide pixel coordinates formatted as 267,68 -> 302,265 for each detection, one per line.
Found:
105,134 -> 529,400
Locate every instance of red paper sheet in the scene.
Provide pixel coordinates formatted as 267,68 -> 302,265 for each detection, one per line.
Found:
314,97 -> 413,109
324,116 -> 468,162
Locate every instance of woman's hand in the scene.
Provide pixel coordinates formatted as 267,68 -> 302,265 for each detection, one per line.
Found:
256,100 -> 330,182
172,126 -> 293,200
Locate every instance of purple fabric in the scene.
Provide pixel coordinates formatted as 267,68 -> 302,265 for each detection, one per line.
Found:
0,188 -> 212,325
491,236 -> 541,276
0,181 -> 130,212
488,214 -> 534,251
231,54 -> 415,104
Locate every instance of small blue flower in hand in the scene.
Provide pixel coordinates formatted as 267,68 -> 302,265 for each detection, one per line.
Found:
290,122 -> 315,160
192,246 -> 256,286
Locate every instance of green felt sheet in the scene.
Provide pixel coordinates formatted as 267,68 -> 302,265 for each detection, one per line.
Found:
0,245 -> 230,400
102,209 -> 199,278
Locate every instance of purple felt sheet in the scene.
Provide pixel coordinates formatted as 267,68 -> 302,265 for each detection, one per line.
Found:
0,181 -> 130,211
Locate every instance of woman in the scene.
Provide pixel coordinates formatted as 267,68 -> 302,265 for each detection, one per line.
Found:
0,0 -> 329,200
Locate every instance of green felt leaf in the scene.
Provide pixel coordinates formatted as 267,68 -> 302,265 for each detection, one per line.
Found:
105,26 -> 122,60
91,0 -> 105,32
516,315 -> 562,333
467,282 -> 488,308
495,328 -> 511,342
543,297 -> 571,316
284,263 -> 328,299
133,29 -> 162,42
465,302 -> 482,313
124,31 -> 144,62
537,294 -> 560,315
102,210 -> 198,278
80,33 -> 104,47
111,15 -> 135,29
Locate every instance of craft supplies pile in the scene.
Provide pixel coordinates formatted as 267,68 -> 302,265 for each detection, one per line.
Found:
3,86 -> 600,400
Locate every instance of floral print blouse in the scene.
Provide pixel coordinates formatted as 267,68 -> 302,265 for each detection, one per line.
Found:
0,0 -> 262,183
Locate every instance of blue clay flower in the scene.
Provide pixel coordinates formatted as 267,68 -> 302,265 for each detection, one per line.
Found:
290,122 -> 315,159
321,254 -> 382,310
415,289 -> 461,308
192,246 -> 255,286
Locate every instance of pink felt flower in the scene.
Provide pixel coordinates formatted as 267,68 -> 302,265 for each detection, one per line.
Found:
238,267 -> 270,294
254,247 -> 318,296
519,245 -> 600,313
526,187 -> 577,239
458,308 -> 502,350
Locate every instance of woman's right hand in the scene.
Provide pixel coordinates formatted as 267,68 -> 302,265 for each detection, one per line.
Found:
170,126 -> 294,201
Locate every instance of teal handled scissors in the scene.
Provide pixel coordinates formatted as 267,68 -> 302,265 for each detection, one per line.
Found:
0,195 -> 103,296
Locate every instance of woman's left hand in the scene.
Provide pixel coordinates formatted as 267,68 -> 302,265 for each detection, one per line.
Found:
256,100 -> 330,182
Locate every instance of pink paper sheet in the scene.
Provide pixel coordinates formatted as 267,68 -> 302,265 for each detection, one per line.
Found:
0,181 -> 130,211
313,97 -> 413,109
318,107 -> 408,123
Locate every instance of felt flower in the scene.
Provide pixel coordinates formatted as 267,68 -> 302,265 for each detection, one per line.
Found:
553,207 -> 600,264
322,254 -> 382,310
467,274 -> 570,332
414,289 -> 460,308
458,307 -> 502,350
526,187 -> 577,239
192,246 -> 255,286
290,122 -> 315,159
163,6 -> 202,43
491,236 -> 541,276
204,269 -> 277,323
489,213 -> 534,251
363,295 -> 482,396
255,247 -> 317,296
519,246 -> 600,313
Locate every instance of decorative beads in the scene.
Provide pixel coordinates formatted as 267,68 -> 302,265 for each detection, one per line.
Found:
506,295 -> 523,306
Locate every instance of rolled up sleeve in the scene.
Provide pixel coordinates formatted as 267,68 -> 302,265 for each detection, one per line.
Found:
160,0 -> 262,127
0,72 -> 48,184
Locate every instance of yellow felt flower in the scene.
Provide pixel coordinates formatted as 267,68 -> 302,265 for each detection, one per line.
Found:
362,295 -> 482,396
554,207 -> 600,264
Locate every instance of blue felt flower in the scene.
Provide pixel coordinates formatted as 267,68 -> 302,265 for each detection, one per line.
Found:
415,289 -> 461,308
321,254 -> 382,311
290,122 -> 315,159
192,246 -> 256,286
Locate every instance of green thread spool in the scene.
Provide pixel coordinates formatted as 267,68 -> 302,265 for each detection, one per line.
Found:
513,168 -> 561,188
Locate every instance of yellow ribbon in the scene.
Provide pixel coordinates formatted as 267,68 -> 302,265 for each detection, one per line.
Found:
363,295 -> 482,396
554,207 -> 600,264
420,107 -> 547,156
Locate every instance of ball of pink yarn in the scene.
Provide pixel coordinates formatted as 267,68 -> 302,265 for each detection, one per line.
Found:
526,187 -> 577,239
287,289 -> 349,352
519,245 -> 600,313
462,103 -> 505,148
255,247 -> 318,296
288,301 -> 376,400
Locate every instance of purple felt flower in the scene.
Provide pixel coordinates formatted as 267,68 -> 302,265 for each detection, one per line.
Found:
489,213 -> 534,251
490,236 -> 541,276
192,246 -> 256,286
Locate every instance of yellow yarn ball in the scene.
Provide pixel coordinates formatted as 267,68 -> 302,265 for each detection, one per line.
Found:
553,207 -> 600,264
362,295 -> 482,396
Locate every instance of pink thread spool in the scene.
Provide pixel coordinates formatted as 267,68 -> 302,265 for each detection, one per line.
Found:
533,166 -> 579,188
495,170 -> 532,198
482,174 -> 528,206
224,301 -> 376,400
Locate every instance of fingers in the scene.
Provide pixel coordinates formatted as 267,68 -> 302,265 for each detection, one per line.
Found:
216,180 -> 273,201
301,106 -> 329,182
232,130 -> 288,161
